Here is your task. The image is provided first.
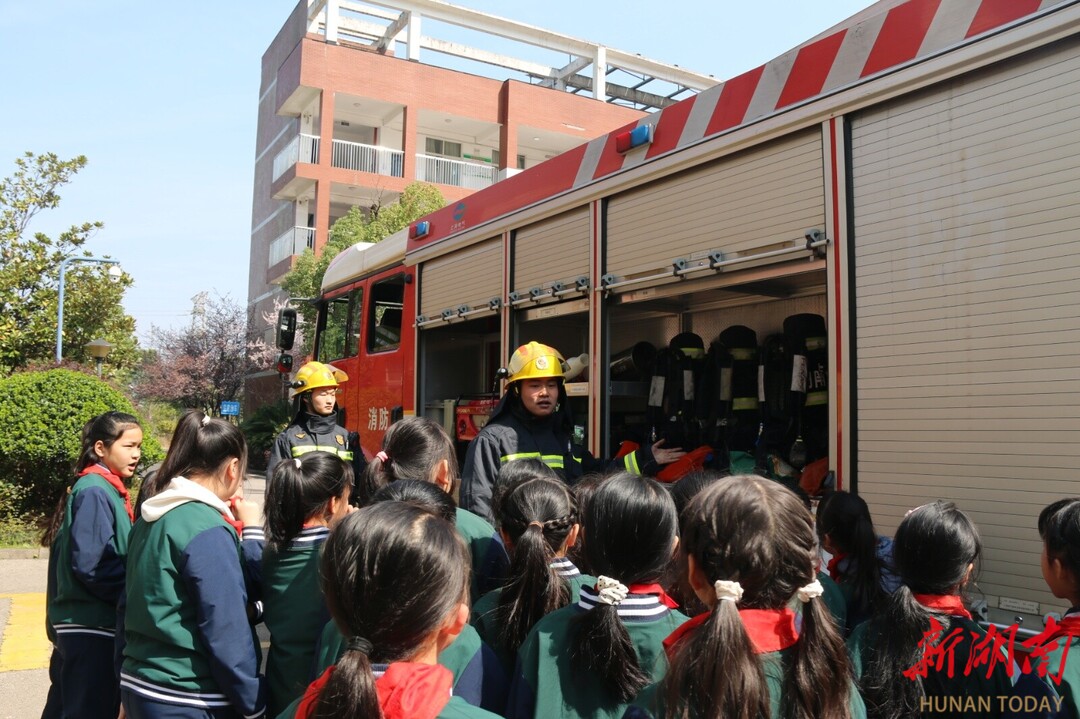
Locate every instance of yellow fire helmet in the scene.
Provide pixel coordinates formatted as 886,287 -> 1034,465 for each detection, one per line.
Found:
290,361 -> 348,398
506,342 -> 568,384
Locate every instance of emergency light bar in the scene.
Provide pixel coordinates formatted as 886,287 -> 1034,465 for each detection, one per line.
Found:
615,124 -> 654,153
410,221 -> 431,239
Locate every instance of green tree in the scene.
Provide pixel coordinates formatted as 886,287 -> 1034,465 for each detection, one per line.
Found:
0,152 -> 138,374
281,182 -> 444,353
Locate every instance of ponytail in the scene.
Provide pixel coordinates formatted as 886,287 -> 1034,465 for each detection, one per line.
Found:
666,476 -> 853,719
313,644 -> 381,719
137,410 -> 247,514
857,501 -> 980,719
359,417 -> 457,505
265,453 -> 351,549
665,597 -> 768,719
41,411 -> 141,547
495,475 -> 576,655
568,473 -> 677,702
817,491 -> 885,616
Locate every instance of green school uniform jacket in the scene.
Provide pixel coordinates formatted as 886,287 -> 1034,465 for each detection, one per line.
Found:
471,557 -> 593,673
848,614 -> 1016,719
263,526 -> 331,718
121,479 -> 264,716
630,646 -> 868,719
1037,617 -> 1079,719
455,507 -> 510,599
818,570 -> 848,633
507,587 -> 689,719
48,470 -> 131,634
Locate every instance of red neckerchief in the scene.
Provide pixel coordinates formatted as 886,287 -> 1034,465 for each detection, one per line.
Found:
913,594 -> 972,620
663,607 -> 800,658
296,663 -> 452,719
826,552 -> 848,582
1042,614 -> 1080,644
628,583 -> 680,609
79,464 -> 133,523
220,498 -> 245,537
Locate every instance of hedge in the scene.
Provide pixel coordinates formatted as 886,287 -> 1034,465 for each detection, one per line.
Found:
0,368 -> 164,517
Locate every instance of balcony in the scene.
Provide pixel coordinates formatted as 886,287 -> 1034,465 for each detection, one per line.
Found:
268,226 -> 315,267
415,154 -> 498,190
331,139 -> 404,177
272,134 -> 320,182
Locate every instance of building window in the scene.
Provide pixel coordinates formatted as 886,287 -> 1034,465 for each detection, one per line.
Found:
517,154 -> 527,170
425,138 -> 462,158
368,275 -> 405,353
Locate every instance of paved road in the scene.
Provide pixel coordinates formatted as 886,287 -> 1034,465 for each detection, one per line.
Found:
0,474 -> 267,719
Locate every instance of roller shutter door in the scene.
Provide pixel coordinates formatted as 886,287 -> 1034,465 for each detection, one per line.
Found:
606,129 -> 824,281
852,40 -> 1080,612
512,207 -> 590,298
418,238 -> 502,323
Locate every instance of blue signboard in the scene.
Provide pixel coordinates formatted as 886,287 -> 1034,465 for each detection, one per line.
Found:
220,400 -> 240,416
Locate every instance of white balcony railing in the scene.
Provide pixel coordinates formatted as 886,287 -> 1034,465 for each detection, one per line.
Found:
415,154 -> 498,190
268,226 -> 316,267
272,134 -> 321,181
332,139 -> 404,177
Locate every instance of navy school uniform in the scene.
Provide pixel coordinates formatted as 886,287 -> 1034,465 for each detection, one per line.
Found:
46,464 -> 134,719
506,585 -> 689,719
121,477 -> 265,718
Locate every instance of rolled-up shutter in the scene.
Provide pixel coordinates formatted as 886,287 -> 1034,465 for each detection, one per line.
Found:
512,207 -> 590,299
852,41 -> 1080,612
418,237 -> 502,324
606,129 -> 824,282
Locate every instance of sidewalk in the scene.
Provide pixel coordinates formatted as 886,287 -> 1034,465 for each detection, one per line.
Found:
0,473 -> 267,718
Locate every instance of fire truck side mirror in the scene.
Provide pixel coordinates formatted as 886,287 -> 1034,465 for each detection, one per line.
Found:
276,308 -> 297,350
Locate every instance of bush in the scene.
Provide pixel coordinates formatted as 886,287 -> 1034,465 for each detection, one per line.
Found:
240,400 -> 292,471
0,368 -> 164,517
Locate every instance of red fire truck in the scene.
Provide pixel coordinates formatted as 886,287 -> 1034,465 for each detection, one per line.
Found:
280,0 -> 1080,633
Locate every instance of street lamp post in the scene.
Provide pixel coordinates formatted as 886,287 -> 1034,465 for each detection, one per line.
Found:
55,257 -> 122,363
84,339 -> 114,378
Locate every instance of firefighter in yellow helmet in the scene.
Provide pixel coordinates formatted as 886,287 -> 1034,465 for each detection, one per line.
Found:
460,342 -> 684,521
266,361 -> 364,483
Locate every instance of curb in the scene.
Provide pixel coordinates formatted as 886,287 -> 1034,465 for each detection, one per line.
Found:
0,548 -> 48,560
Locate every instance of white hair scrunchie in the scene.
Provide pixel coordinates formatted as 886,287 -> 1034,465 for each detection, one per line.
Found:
596,576 -> 629,606
714,579 -> 744,604
796,579 -> 825,603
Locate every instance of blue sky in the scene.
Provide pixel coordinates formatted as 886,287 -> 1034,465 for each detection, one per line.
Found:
0,0 -> 871,342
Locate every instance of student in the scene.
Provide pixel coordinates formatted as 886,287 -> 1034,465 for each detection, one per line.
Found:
120,411 -> 265,718
262,453 -> 353,717
472,472 -> 591,673
507,472 -> 688,719
362,416 -> 509,598
847,501 -> 1027,719
565,471 -> 609,576
43,411 -> 143,719
641,475 -> 863,719
1037,498 -> 1080,717
308,480 -> 508,715
292,501 -> 502,719
816,490 -> 900,633
267,361 -> 363,484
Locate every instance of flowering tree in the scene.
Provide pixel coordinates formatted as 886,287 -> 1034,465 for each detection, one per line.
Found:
136,294 -> 274,415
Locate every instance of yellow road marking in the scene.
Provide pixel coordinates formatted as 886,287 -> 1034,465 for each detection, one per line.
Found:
0,593 -> 51,671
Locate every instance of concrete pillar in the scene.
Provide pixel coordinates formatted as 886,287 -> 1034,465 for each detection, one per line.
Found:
325,0 -> 339,44
318,90 -> 335,169
407,13 -> 422,61
402,105 -> 418,181
314,90 -> 336,254
497,83 -> 517,172
593,46 -> 607,102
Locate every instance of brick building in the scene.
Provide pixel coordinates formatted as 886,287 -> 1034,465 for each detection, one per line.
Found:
247,0 -> 714,403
